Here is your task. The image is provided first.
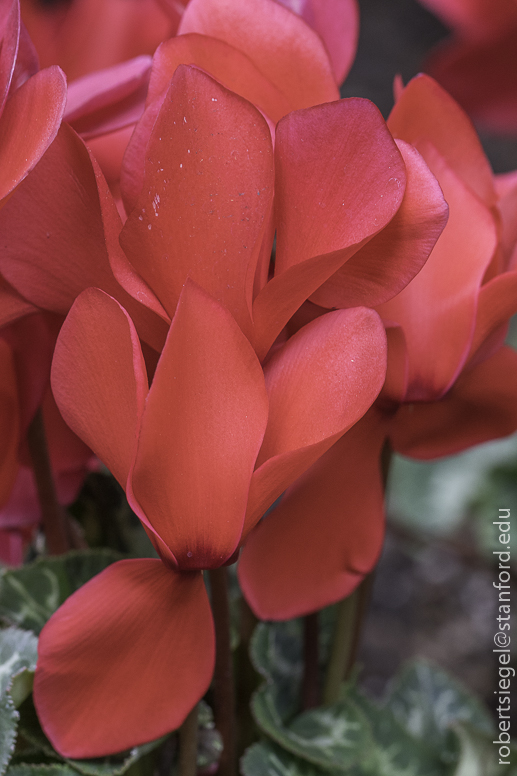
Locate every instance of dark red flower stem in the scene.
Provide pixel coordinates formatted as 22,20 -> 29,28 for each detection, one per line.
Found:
208,566 -> 237,776
27,407 -> 72,555
302,612 -> 320,709
178,703 -> 198,776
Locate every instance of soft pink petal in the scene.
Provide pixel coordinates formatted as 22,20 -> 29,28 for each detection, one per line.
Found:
0,0 -> 19,114
276,0 -> 359,85
120,66 -> 274,338
178,0 -> 339,110
251,98 -> 406,356
0,66 -> 67,205
0,340 -> 19,507
64,55 -> 151,139
34,560 -> 214,758
51,289 -> 148,488
239,411 -> 386,620
426,30 -> 517,135
390,346 -> 517,458
130,281 -> 268,570
377,144 -> 497,401
311,139 -> 449,309
244,307 -> 387,535
388,73 -> 495,207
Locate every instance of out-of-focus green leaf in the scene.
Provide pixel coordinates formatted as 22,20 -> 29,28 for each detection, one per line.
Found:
0,551 -> 121,634
7,766 -> 79,776
450,724 -> 497,776
240,742 -> 330,776
351,690 -> 444,776
195,701 -> 222,771
384,659 -> 494,767
250,621 -> 303,723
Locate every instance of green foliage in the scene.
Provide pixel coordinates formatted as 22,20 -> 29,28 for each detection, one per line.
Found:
243,619 -> 506,776
0,551 -> 121,634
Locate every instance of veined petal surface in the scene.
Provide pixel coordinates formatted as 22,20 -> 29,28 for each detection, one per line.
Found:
178,0 -> 339,110
377,145 -> 497,401
0,67 -> 66,205
244,307 -> 387,534
120,66 -> 274,337
388,74 -> 495,207
311,140 -> 448,309
390,347 -> 517,459
34,559 -> 214,758
131,281 -> 268,570
51,289 -> 148,487
239,412 -> 386,620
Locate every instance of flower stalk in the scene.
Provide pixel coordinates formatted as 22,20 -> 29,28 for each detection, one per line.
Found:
27,407 -> 72,555
208,566 -> 237,776
178,704 -> 198,776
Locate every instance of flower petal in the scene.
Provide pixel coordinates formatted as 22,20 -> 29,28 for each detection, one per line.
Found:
426,31 -> 517,136
178,0 -> 339,110
388,73 -> 495,207
34,559 -> 214,758
51,288 -> 148,488
130,281 -> 268,570
311,139 -> 448,309
377,144 -> 497,401
251,98 -> 406,356
239,411 -> 386,620
390,346 -> 517,459
0,0 -> 19,114
277,0 -> 359,85
0,66 -> 67,205
0,276 -> 37,329
0,340 -> 19,508
244,307 -> 387,535
64,55 -> 151,139
120,65 -> 274,338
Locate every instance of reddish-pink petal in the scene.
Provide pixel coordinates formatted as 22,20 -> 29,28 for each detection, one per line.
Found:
467,272 -> 517,364
0,340 -> 19,507
148,34 -> 293,121
251,99 -> 406,356
311,139 -> 448,309
51,289 -> 148,488
0,123 -> 119,309
417,0 -> 517,42
275,99 -> 405,275
0,66 -> 66,205
120,66 -> 274,338
0,276 -> 37,328
390,347 -> 517,459
388,73 -> 495,207
0,0 -> 19,113
426,31 -> 517,136
244,307 -> 387,535
9,20 -> 39,93
34,559 -> 214,758
64,55 -> 151,139
0,122 -> 168,351
1,312 -> 57,435
130,281 -> 268,570
178,0 -> 339,110
377,145 -> 497,401
21,0 -> 174,81
276,0 -> 359,85
239,411 -> 386,620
